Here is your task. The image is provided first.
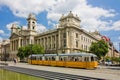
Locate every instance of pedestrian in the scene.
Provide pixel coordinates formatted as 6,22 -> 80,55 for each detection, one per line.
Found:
13,58 -> 16,64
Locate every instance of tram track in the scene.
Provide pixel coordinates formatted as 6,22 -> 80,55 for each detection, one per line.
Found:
2,66 -> 106,80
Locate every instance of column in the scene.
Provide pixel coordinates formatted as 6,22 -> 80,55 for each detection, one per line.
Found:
16,40 -> 18,50
55,35 -> 56,49
12,41 -> 13,51
13,40 -> 15,51
10,41 -> 12,52
12,40 -> 14,51
15,40 -> 16,50
18,37 -> 21,48
44,38 -> 45,49
66,28 -> 69,48
58,30 -> 61,49
51,36 -> 52,49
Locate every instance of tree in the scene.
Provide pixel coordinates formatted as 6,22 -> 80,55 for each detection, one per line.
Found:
17,44 -> 44,60
111,57 -> 120,63
89,40 -> 108,59
30,44 -> 44,54
17,46 -> 26,60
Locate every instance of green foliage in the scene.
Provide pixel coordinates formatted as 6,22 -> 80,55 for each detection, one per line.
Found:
111,57 -> 120,62
17,46 -> 26,59
17,44 -> 44,59
89,40 -> 108,59
31,44 -> 44,54
105,56 -> 111,61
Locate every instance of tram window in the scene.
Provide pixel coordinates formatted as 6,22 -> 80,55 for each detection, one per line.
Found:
36,57 -> 39,60
84,57 -> 86,61
31,56 -> 36,60
59,57 -> 63,61
39,57 -> 42,60
45,57 -> 48,60
78,57 -> 82,62
59,57 -> 61,61
48,57 -> 51,61
63,57 -> 66,61
74,58 -> 78,61
94,57 -> 97,61
69,56 -> 74,61
84,57 -> 89,62
60,58 -> 63,61
71,57 -> 74,61
52,57 -> 55,61
91,56 -> 94,61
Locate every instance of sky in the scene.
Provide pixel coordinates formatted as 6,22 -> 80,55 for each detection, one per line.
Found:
0,0 -> 120,51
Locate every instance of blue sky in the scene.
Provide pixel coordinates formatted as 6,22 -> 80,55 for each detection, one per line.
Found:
0,0 -> 120,50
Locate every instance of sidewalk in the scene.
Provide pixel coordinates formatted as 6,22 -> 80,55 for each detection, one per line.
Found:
1,61 -> 120,80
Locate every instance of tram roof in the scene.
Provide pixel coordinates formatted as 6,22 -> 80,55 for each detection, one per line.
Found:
44,54 -> 57,56
30,53 -> 97,57
31,54 -> 43,56
58,52 -> 97,57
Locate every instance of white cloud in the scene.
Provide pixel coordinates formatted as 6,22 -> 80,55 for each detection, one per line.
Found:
113,41 -> 120,51
5,21 -> 47,33
111,20 -> 120,31
0,0 -> 56,18
36,24 -> 47,33
46,0 -> 116,31
0,29 -> 9,37
0,30 -> 4,34
6,21 -> 20,30
0,0 -> 119,32
118,36 -> 120,40
21,26 -> 27,30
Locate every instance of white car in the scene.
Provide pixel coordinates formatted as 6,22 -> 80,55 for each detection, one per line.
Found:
105,61 -> 112,66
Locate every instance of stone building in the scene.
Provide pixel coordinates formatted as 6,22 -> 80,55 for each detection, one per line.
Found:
91,31 -> 120,58
9,11 -> 99,58
0,40 -> 10,61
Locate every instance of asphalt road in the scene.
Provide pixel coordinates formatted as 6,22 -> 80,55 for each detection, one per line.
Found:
1,66 -> 106,80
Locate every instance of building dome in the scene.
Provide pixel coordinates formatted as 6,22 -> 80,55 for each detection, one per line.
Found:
59,14 -> 65,21
67,11 -> 74,17
27,13 -> 36,21
11,24 -> 17,29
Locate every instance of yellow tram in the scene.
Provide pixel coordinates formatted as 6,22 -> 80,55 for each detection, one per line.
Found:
28,52 -> 98,69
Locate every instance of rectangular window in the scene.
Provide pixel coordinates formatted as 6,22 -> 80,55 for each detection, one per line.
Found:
76,33 -> 78,38
76,41 -> 78,48
54,44 -> 55,48
49,44 -> 51,49
63,32 -> 66,38
81,44 -> 83,49
64,39 -> 66,47
81,36 -> 83,40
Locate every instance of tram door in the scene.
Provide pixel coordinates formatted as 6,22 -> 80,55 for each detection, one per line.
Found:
85,56 -> 90,69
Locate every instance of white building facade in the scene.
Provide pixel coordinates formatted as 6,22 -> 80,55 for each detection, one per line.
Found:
9,12 -> 98,58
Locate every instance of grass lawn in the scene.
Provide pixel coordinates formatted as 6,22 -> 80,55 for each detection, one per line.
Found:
0,69 -> 45,80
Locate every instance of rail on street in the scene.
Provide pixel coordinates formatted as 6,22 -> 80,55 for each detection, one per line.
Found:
1,66 -> 105,80
0,61 -> 120,80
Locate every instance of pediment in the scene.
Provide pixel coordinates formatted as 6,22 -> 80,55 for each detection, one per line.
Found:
9,33 -> 20,39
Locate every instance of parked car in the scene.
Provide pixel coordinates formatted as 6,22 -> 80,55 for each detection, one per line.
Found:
105,60 -> 112,66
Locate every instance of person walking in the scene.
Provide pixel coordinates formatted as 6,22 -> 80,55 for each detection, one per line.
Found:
13,58 -> 17,64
